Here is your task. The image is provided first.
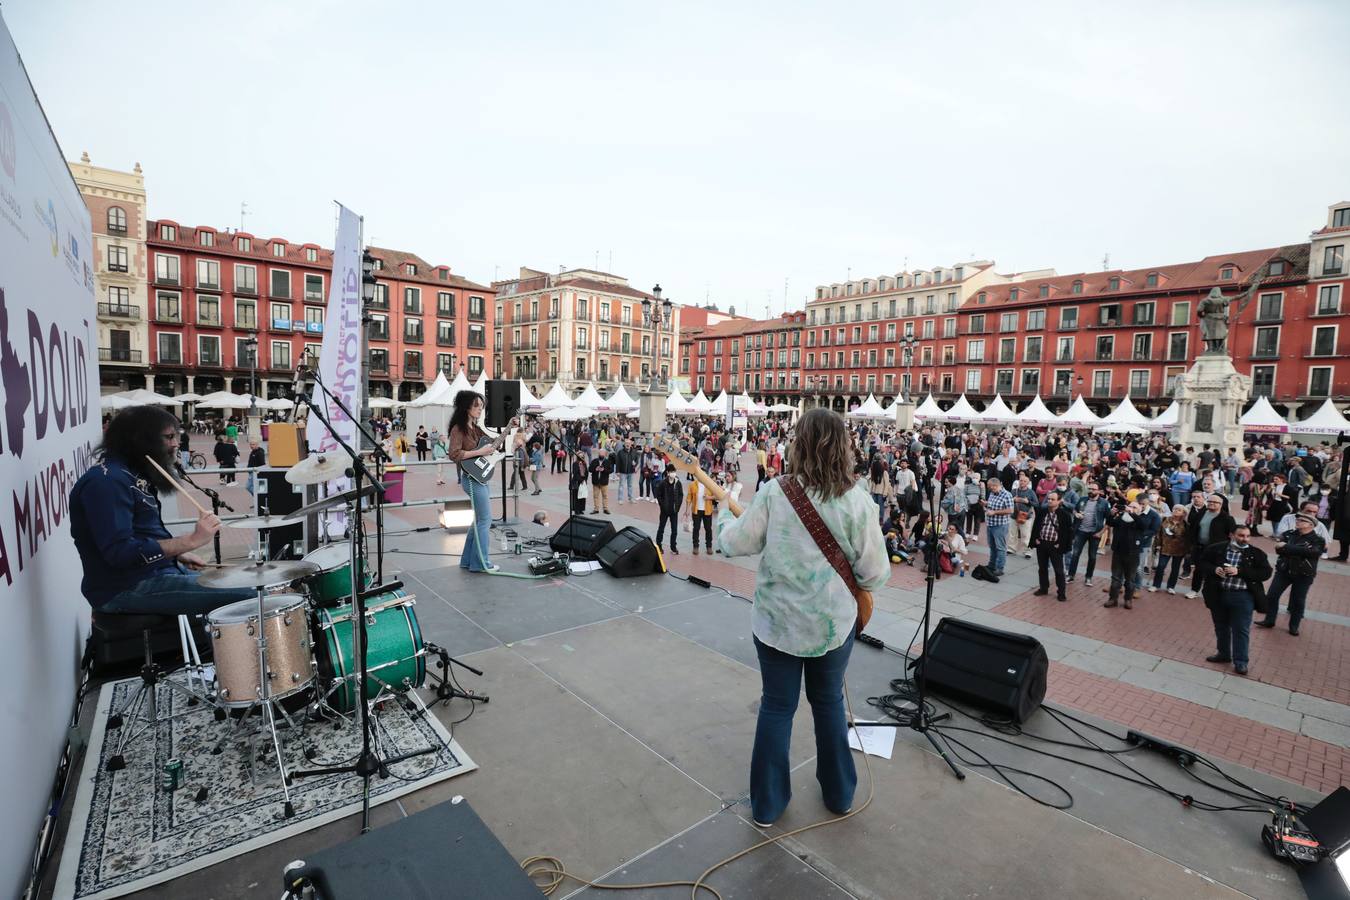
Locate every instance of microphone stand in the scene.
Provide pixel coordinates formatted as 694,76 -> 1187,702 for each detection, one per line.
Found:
287,371 -> 436,834
177,465 -> 234,564
907,445 -> 965,779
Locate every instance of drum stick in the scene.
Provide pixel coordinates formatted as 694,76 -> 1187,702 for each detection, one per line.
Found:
144,455 -> 211,516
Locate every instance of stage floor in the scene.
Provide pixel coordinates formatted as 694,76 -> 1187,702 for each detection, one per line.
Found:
40,505 -> 1320,899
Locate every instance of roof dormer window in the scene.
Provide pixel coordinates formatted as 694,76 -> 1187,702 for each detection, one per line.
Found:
237,236 -> 251,251
405,263 -> 417,276
198,230 -> 214,247
1072,280 -> 1083,294
977,292 -> 987,304
1146,273 -> 1158,287
1333,207 -> 1350,228
1009,288 -> 1019,302
273,242 -> 286,258
1108,276 -> 1120,291
306,247 -> 318,262
1038,284 -> 1049,299
1268,260 -> 1286,276
1219,266 -> 1233,281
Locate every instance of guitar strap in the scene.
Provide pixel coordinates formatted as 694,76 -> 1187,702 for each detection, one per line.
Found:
777,475 -> 866,606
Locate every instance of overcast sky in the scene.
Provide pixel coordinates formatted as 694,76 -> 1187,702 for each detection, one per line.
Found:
6,1 -> 1348,315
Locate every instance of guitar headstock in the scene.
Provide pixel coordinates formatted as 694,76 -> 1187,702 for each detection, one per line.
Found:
652,433 -> 701,477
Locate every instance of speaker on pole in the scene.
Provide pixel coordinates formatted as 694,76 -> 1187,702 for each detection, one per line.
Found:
913,618 -> 1048,722
596,526 -> 666,577
485,379 -> 521,429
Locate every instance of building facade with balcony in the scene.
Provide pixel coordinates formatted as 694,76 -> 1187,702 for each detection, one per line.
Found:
800,261 -> 1039,410
491,267 -> 680,395
143,222 -> 491,402
70,155 -> 150,391
949,240 -> 1343,418
678,312 -> 805,405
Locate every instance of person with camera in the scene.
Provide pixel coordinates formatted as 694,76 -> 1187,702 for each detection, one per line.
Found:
1257,513 -> 1325,636
1104,499 -> 1148,609
1185,494 -> 1235,599
1066,482 -> 1110,587
1030,490 -> 1074,601
1199,524 -> 1272,675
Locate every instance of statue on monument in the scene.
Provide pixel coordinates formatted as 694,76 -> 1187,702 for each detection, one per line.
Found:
1197,265 -> 1266,354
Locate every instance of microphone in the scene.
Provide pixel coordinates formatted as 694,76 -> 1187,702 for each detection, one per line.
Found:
289,364 -> 308,422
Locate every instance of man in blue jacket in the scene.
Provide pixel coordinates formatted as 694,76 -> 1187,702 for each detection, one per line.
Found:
69,406 -> 255,615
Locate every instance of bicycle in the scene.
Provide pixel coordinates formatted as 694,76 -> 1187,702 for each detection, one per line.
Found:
187,451 -> 207,470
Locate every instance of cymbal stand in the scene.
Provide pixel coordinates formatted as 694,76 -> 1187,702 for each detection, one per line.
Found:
288,375 -> 436,833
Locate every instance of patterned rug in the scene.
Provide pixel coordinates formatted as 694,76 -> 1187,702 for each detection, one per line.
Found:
53,675 -> 476,900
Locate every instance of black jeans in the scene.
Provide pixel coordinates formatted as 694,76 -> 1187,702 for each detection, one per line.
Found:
1036,543 -> 1066,597
656,511 -> 678,550
1263,569 -> 1314,629
1152,554 -> 1186,590
693,512 -> 713,549
1109,550 -> 1140,601
1067,531 -> 1101,579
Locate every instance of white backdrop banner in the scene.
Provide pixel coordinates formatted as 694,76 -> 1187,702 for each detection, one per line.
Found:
304,204 -> 362,528
0,12 -> 99,895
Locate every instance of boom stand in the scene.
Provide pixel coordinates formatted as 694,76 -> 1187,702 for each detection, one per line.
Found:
908,449 -> 965,780
287,374 -> 437,833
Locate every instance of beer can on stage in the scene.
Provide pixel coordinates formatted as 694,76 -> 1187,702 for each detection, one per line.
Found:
162,758 -> 183,792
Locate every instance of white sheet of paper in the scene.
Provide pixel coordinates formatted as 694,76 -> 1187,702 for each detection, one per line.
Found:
847,719 -> 896,759
568,560 -> 602,575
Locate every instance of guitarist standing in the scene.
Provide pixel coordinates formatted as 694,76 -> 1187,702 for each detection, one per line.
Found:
715,408 -> 889,828
447,391 -> 498,574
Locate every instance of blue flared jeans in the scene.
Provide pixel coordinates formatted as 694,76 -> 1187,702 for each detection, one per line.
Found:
458,473 -> 494,572
750,632 -> 856,824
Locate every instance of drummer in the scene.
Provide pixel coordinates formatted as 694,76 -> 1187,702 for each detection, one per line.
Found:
70,406 -> 256,615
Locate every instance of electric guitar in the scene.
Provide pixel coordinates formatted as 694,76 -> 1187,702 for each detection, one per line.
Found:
459,425 -> 518,485
651,434 -> 873,631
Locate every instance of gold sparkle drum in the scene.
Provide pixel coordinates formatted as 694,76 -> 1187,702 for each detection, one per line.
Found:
207,595 -> 316,707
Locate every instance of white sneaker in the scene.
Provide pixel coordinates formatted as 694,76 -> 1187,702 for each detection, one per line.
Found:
1167,588 -> 1176,595
1146,586 -> 1156,592
1186,590 -> 1198,599
1084,578 -> 1094,587
1023,551 -> 1032,559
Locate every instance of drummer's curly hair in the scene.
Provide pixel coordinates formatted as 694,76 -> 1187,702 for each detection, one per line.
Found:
100,405 -> 181,492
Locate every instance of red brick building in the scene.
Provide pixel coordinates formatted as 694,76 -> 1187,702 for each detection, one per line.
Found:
144,221 -> 491,401
677,311 -> 806,405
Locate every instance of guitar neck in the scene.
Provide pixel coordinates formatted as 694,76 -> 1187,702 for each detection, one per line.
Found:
691,466 -> 744,517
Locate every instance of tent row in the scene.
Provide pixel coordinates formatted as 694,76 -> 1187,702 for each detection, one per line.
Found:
902,393 -> 1350,436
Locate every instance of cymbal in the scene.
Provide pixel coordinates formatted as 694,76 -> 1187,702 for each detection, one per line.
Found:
285,453 -> 351,485
291,483 -> 377,518
198,559 -> 320,589
225,513 -> 302,530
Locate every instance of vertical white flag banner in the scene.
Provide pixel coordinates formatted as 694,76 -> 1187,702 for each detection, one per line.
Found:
306,204 -> 362,534
0,11 -> 99,895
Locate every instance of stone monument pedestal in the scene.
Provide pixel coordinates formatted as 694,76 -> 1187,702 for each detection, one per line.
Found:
893,399 -> 915,431
1174,354 -> 1250,452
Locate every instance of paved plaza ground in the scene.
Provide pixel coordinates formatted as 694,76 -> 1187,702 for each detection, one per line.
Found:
43,433 -> 1349,898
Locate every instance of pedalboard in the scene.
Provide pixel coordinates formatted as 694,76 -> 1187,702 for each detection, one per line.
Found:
1262,810 -> 1324,865
528,554 -> 569,576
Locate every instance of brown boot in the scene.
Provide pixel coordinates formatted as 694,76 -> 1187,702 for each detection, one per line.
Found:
1103,597 -> 1119,608
1123,595 -> 1133,610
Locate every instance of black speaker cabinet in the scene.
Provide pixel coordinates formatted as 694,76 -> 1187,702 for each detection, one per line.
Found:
258,470 -> 304,559
914,618 -> 1048,722
485,379 -> 521,429
597,526 -> 665,577
549,515 -> 616,561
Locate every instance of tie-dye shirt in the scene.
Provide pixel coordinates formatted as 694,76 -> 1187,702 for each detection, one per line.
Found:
716,477 -> 890,657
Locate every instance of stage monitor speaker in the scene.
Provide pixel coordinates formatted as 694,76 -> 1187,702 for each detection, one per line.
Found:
549,515 -> 616,561
485,379 -> 521,429
267,422 -> 307,467
596,526 -> 665,577
914,618 -> 1048,723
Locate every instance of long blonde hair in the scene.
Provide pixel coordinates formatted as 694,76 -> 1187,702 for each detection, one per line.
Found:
787,408 -> 855,501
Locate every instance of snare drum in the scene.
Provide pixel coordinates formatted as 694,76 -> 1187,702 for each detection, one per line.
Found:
302,544 -> 369,607
207,595 -> 316,707
313,589 -> 425,713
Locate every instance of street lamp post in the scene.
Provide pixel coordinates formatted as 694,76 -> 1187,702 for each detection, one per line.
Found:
900,333 -> 917,402
640,284 -> 673,394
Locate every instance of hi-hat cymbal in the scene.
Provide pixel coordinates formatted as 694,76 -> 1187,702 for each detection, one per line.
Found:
198,559 -> 320,589
225,513 -> 303,530
285,453 -> 351,485
290,483 -> 377,518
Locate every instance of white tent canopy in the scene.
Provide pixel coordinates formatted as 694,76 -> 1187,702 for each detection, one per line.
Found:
532,381 -> 575,411
407,371 -> 451,408
1238,395 -> 1289,433
847,393 -> 888,419
1148,401 -> 1179,431
518,379 -> 540,411
1104,395 -> 1153,427
114,388 -> 178,406
980,394 -> 1017,424
912,394 -> 942,421
1056,396 -> 1103,428
943,394 -> 981,422
195,390 -> 256,410
574,382 -> 606,409
171,392 -> 204,403
665,386 -> 690,414
471,371 -> 488,396
767,402 -> 796,413
603,383 -> 639,412
1289,399 -> 1350,435
542,405 -> 595,422
1015,396 -> 1059,426
367,396 -> 400,410
100,394 -> 135,411
1094,422 -> 1149,435
687,390 -> 716,414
